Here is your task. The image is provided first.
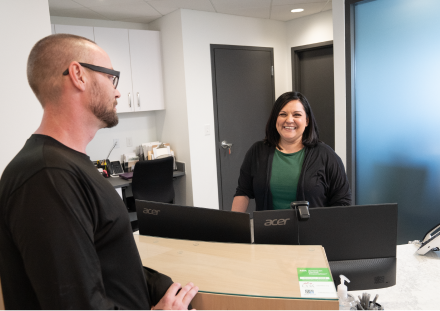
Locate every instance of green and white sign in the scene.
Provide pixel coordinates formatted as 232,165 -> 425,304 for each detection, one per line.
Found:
297,268 -> 338,298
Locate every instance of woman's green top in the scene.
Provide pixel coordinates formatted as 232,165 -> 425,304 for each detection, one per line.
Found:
270,148 -> 305,210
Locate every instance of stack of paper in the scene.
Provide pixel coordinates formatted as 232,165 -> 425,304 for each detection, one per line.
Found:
153,145 -> 171,159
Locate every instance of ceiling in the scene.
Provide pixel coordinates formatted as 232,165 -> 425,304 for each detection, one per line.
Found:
48,0 -> 332,24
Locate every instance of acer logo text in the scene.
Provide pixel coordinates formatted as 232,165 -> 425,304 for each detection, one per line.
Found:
143,208 -> 160,215
264,218 -> 290,226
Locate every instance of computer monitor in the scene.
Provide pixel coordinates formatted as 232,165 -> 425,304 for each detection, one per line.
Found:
135,200 -> 252,243
253,204 -> 398,291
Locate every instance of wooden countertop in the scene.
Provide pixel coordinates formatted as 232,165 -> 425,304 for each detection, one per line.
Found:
134,235 -> 337,300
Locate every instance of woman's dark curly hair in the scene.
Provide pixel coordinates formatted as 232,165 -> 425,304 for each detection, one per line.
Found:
264,91 -> 320,150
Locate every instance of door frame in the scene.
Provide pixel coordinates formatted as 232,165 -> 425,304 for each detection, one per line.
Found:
291,41 -> 333,91
345,0 -> 365,203
210,44 -> 275,210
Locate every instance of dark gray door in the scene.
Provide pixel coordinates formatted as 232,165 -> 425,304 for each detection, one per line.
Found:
292,42 -> 334,150
211,45 -> 275,213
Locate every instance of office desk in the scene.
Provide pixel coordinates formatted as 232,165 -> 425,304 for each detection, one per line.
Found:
135,235 -> 338,310
107,169 -> 185,189
349,244 -> 440,310
108,176 -> 132,188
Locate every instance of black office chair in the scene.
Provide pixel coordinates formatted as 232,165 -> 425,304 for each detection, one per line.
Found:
132,156 -> 175,204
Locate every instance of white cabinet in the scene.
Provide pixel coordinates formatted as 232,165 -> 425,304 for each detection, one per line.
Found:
129,30 -> 165,111
50,25 -> 165,113
53,24 -> 95,41
94,27 -> 165,113
94,27 -> 134,113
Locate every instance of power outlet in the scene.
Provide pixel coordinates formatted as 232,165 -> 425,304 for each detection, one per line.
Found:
204,124 -> 210,136
113,139 -> 120,149
126,137 -> 133,147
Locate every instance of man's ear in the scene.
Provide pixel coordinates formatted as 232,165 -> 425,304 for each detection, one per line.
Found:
68,62 -> 87,91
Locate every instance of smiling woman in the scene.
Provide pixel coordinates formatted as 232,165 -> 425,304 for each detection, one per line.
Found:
231,91 -> 352,212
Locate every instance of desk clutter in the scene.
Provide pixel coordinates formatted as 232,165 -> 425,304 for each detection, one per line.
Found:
141,141 -> 176,167
92,141 -> 177,179
355,293 -> 383,310
123,141 -> 177,173
338,275 -> 383,310
120,142 -> 177,179
119,172 -> 133,180
93,159 -> 123,178
122,152 -> 139,172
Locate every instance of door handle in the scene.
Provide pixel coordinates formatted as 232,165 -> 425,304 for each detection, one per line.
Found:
128,92 -> 132,108
221,141 -> 232,149
137,92 -> 140,107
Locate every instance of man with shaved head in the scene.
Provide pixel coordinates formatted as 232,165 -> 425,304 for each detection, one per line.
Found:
0,34 -> 197,310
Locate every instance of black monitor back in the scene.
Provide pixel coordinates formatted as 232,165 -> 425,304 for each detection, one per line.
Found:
253,204 -> 398,290
136,200 -> 251,243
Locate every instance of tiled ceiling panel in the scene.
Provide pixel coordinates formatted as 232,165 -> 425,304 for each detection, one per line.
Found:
48,0 -> 333,22
211,0 -> 271,10
73,0 -> 146,7
215,6 -> 270,19
271,2 -> 329,21
321,0 -> 332,11
272,0 -> 329,5
211,0 -> 271,19
146,0 -> 216,16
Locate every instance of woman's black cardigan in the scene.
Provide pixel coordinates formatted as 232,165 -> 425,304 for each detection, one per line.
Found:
234,141 -> 352,210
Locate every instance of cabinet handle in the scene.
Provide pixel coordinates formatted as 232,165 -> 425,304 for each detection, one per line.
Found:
128,92 -> 131,108
137,92 -> 140,107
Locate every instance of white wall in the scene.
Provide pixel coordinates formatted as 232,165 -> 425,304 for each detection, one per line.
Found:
0,0 -> 51,175
286,10 -> 333,48
86,111 -> 158,162
180,9 -> 290,209
149,10 -> 193,206
286,10 -> 333,90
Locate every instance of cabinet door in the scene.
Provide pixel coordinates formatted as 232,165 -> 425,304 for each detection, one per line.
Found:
129,30 -> 165,111
94,27 -> 134,113
54,24 -> 94,41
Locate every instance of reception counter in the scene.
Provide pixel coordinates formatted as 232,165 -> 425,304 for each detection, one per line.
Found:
134,235 -> 338,310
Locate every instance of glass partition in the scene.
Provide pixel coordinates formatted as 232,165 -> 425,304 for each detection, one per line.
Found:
354,0 -> 440,243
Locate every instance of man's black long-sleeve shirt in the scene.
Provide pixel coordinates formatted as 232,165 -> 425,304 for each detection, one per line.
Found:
0,135 -> 150,309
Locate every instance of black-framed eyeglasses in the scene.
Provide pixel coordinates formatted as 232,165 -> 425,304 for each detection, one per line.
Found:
63,62 -> 120,89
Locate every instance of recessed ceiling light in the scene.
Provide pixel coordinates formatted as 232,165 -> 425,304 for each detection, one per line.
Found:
291,8 -> 304,13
